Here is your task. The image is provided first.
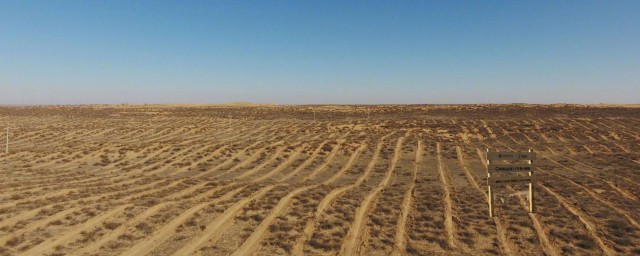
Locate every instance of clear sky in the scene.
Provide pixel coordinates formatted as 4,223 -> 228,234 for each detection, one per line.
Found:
1,1 -> 639,105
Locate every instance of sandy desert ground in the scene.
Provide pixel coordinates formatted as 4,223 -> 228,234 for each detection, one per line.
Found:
0,104 -> 639,256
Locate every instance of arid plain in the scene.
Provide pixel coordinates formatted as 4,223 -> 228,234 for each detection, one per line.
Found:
0,104 -> 639,256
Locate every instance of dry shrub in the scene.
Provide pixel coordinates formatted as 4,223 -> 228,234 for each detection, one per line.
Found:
268,223 -> 292,233
48,219 -> 64,226
118,233 -> 134,241
135,222 -> 153,234
103,221 -> 121,230
0,247 -> 13,256
5,236 -> 22,247
9,194 -> 23,200
185,217 -> 198,227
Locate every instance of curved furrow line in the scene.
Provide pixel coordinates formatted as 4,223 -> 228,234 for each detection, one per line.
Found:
1,152 -> 171,194
121,202 -> 211,256
15,128 -> 111,151
0,151 -> 32,162
229,141 -> 365,255
0,151 -> 64,169
277,140 -> 330,182
172,119 -> 276,144
143,128 -> 200,144
127,144 -> 207,176
230,186 -> 313,256
251,147 -> 303,183
132,127 -> 172,143
0,175 -> 145,210
189,137 -> 298,182
6,130 -> 43,145
69,202 -> 172,256
146,130 -> 320,255
167,144 -> 231,174
434,142 -> 458,251
292,132 -> 394,255
107,128 -> 147,143
170,185 -> 276,256
78,183 -> 245,256
537,167 -> 640,230
0,179 -> 167,230
0,204 -> 80,246
7,144 -> 124,179
0,144 -> 170,194
391,139 -> 422,256
302,139 -> 345,182
154,144 -> 230,176
167,123 -> 290,178
539,182 -> 616,255
322,143 -> 366,185
455,146 -> 513,256
234,146 -> 287,180
604,119 -> 640,140
474,145 -> 560,256
190,141 -> 263,178
2,141 -> 168,187
18,204 -> 133,256
17,146 -> 102,170
199,142 -> 291,181
211,147 -> 269,178
498,128 -> 639,202
539,153 -> 638,201
125,119 -> 233,144
339,132 -> 407,256
11,130 -> 80,150
490,136 -> 633,255
0,188 -> 76,209
540,153 -> 640,197
41,128 -> 117,149
499,135 -> 640,215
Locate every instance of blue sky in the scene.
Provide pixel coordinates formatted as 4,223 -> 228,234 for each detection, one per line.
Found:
1,1 -> 639,104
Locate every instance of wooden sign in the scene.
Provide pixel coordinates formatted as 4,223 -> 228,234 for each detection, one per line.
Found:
488,175 -> 535,186
486,149 -> 534,217
487,163 -> 535,174
487,151 -> 535,161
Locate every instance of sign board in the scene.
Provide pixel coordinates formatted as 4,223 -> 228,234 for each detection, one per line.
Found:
487,163 -> 535,174
488,175 -> 535,186
486,149 -> 535,217
487,151 -> 535,161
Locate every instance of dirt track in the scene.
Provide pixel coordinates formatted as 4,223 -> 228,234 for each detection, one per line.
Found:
0,104 -> 639,255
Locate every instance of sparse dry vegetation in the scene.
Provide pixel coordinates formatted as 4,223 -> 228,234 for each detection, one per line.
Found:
0,104 -> 638,255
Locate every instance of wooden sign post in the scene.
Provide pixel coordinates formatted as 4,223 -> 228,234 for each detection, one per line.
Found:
5,125 -> 8,154
486,149 -> 535,217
